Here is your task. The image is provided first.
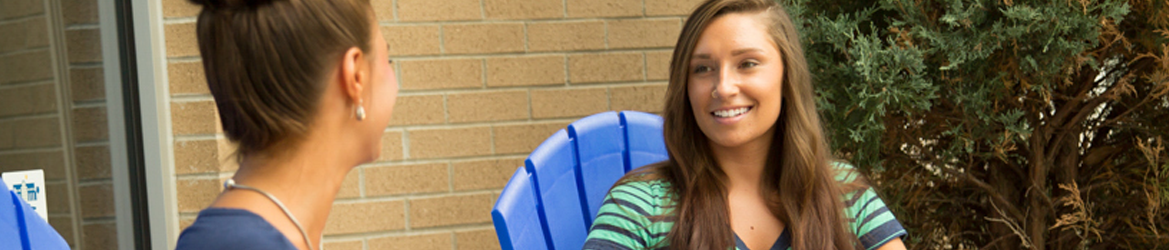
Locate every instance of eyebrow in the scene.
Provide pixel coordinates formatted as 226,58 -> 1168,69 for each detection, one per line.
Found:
690,48 -> 766,60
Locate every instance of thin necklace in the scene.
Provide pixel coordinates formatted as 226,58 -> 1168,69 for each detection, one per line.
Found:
223,179 -> 321,250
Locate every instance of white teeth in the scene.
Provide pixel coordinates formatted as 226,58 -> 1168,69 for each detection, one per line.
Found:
713,107 -> 749,118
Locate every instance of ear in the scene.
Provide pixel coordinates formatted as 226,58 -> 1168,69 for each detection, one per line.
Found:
339,47 -> 367,104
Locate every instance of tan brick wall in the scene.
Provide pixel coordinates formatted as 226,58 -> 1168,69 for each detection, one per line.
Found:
161,0 -> 702,248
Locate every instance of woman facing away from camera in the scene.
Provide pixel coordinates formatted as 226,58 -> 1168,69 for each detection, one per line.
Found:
174,0 -> 397,249
583,0 -> 907,249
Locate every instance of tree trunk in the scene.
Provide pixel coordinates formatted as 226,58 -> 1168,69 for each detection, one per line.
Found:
1028,126 -> 1051,250
990,163 -> 1023,250
1053,130 -> 1082,249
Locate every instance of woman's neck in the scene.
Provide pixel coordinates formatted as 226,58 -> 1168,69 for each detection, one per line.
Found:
215,133 -> 359,249
710,136 -> 772,191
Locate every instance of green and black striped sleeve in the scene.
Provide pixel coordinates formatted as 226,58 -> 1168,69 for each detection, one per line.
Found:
583,180 -> 674,250
837,163 -> 908,250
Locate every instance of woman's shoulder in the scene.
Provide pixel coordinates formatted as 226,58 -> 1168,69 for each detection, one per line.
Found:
175,208 -> 298,250
608,177 -> 673,202
830,161 -> 864,183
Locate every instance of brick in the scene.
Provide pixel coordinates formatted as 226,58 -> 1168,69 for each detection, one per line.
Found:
527,21 -> 605,52
165,22 -> 199,58
530,87 -> 608,119
26,17 -> 48,48
75,144 -> 111,180
0,17 -> 47,53
452,157 -> 524,191
387,94 -> 444,126
646,0 -> 704,16
447,90 -> 528,123
80,183 -> 114,218
0,50 -> 53,85
397,0 -> 481,21
337,168 -> 361,199
443,23 -> 525,55
82,223 -> 116,250
0,21 -> 22,53
486,55 -> 564,87
70,67 -> 105,101
409,193 -> 495,228
48,216 -> 75,247
62,0 -> 99,24
66,29 -> 102,63
174,139 -> 218,175
170,100 -> 218,136
0,0 -> 44,19
569,52 -> 644,83
45,182 -> 71,214
9,117 -> 62,148
0,83 -> 56,117
484,0 -> 562,20
72,106 -> 108,142
371,0 -> 394,22
0,151 -> 66,179
566,0 -> 641,18
324,240 -> 364,250
324,200 -> 405,235
646,50 -> 673,80
0,121 -> 8,149
369,232 -> 452,250
163,0 -> 201,18
365,163 -> 448,196
399,59 -> 483,90
456,229 -> 501,250
377,131 -> 404,162
608,18 -> 681,49
408,126 -> 492,159
176,178 -> 220,213
611,83 -> 667,113
169,61 -> 209,95
492,122 -> 569,154
384,25 -> 441,56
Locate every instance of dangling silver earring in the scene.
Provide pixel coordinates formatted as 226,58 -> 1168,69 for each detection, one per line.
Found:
355,99 -> 366,121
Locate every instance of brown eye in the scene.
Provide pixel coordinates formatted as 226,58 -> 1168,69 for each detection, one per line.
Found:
694,65 -> 712,73
740,61 -> 758,69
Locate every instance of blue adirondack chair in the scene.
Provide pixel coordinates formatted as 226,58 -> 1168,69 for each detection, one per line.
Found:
491,111 -> 669,250
1,179 -> 71,250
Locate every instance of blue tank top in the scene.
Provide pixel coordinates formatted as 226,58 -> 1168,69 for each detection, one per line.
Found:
175,208 -> 298,250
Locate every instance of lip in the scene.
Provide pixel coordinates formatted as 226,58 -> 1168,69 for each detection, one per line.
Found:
710,105 -> 753,125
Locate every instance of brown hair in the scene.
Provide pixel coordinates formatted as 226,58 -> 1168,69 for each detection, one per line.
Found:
622,0 -> 862,249
188,0 -> 374,158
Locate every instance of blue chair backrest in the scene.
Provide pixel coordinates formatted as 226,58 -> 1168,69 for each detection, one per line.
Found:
1,180 -> 70,250
492,111 -> 668,250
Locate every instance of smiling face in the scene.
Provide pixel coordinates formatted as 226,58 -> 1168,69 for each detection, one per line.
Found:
688,12 -> 784,151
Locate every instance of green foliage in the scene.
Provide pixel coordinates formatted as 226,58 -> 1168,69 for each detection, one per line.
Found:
789,0 -> 1169,248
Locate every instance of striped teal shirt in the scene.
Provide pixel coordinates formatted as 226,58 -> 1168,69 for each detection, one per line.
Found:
583,163 -> 907,250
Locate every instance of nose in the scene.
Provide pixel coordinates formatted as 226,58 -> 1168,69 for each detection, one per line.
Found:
713,65 -> 740,99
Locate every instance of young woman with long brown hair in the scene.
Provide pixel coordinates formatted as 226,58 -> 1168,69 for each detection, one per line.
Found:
174,0 -> 397,249
583,0 -> 907,249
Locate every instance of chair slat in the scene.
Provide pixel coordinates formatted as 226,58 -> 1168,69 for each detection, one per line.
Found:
568,111 -> 628,226
492,167 -> 550,250
621,111 -> 669,170
526,129 -> 588,250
